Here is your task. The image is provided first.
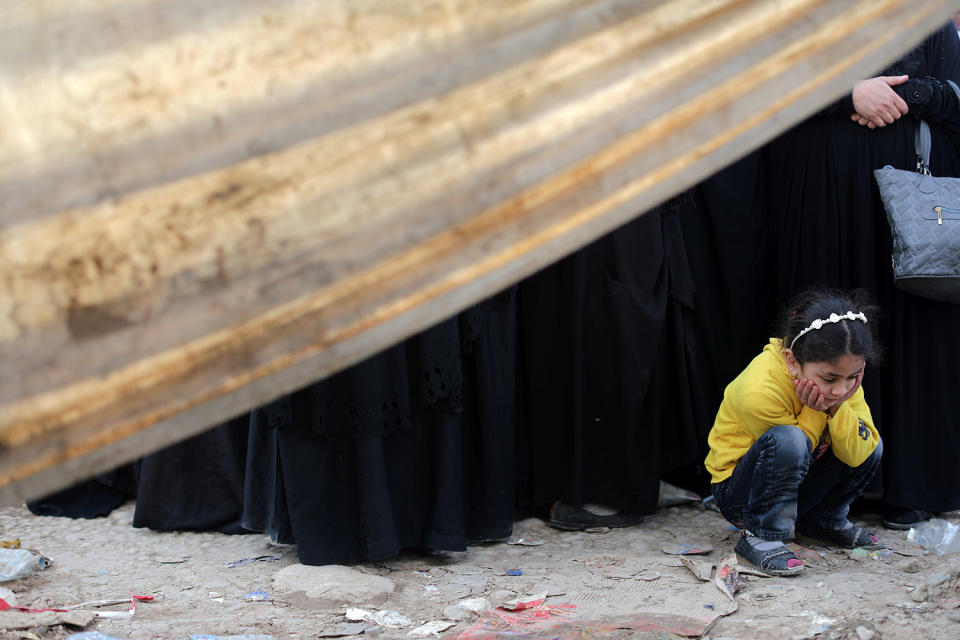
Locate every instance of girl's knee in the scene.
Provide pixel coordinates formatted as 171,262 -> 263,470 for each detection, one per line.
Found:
767,425 -> 812,458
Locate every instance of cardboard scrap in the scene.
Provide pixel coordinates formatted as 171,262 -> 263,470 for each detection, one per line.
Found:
345,607 -> 412,629
407,621 -> 456,637
713,555 -> 741,605
661,543 -> 713,556
0,609 -> 95,631
679,557 -> 714,581
456,603 -> 719,640
500,593 -> 546,611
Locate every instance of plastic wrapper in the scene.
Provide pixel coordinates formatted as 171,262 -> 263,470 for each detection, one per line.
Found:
907,518 -> 960,555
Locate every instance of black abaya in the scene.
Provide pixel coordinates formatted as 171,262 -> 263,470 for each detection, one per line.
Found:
516,195 -> 712,514
241,292 -> 519,565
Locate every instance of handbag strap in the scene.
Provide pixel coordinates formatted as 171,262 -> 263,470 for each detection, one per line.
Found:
915,79 -> 960,175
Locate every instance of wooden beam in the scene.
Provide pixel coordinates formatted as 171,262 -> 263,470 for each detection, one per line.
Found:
0,0 -> 955,504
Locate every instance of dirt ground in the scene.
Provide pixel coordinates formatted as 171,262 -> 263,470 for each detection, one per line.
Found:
2,499 -> 960,640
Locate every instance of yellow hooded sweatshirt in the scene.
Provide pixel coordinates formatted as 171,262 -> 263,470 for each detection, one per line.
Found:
704,338 -> 880,484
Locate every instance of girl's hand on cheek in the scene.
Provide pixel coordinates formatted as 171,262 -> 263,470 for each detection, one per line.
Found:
794,378 -> 830,412
831,369 -> 865,415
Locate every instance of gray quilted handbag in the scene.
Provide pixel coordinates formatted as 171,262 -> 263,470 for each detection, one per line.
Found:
874,79 -> 960,304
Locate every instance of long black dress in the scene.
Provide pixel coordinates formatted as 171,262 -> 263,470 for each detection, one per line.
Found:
27,417 -> 249,534
516,195 -> 712,514
241,292 -> 519,565
762,23 -> 960,515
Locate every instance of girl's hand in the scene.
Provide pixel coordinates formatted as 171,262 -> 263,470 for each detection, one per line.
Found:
826,369 -> 865,417
794,378 -> 831,412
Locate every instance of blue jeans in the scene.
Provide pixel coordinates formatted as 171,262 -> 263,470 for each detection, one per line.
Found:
712,424 -> 883,541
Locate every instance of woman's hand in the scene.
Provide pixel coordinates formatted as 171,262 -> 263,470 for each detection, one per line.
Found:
794,378 -> 831,413
851,75 -> 909,128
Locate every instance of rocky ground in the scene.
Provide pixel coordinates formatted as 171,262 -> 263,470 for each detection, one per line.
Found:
1,499 -> 960,640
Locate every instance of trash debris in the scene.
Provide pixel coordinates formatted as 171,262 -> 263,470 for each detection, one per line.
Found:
504,536 -> 544,546
506,569 -> 523,576
189,636 -> 274,640
0,592 -> 152,620
661,543 -> 713,555
908,518 -> 960,555
713,555 -> 741,604
0,540 -> 20,549
849,548 -> 871,561
444,605 -> 478,621
208,591 -> 225,603
634,571 -> 660,581
457,597 -> 493,614
0,548 -> 52,582
805,612 -> 836,636
0,586 -> 16,608
241,590 -> 270,602
701,495 -> 721,512
680,556 -> 714,581
67,633 -> 123,640
225,556 -> 280,568
500,593 -> 546,611
658,481 -> 702,507
407,621 -> 456,637
317,622 -> 371,638
583,527 -> 610,534
345,608 -> 412,629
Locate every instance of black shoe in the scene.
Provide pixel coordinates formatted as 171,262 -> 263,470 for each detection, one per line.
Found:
547,501 -> 645,531
882,507 -> 932,530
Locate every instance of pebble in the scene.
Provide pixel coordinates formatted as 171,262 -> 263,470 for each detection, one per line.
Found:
928,572 -> 952,587
272,564 -> 395,603
947,611 -> 960,623
909,586 -> 928,603
855,626 -> 876,640
900,559 -> 923,573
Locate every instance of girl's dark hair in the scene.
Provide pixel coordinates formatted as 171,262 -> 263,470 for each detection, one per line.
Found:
776,287 -> 882,365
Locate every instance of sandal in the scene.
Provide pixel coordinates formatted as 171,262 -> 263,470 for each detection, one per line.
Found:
795,520 -> 882,549
734,535 -> 804,576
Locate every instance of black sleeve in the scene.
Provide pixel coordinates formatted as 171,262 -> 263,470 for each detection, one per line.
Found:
893,23 -> 960,122
893,76 -> 959,122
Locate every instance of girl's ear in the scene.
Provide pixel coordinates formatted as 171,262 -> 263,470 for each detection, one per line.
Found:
783,348 -> 800,379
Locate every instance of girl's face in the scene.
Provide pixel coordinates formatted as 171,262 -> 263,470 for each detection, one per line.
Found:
786,352 -> 866,409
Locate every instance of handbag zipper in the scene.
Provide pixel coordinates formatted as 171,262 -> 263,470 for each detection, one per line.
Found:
936,206 -> 942,224
933,205 -> 960,224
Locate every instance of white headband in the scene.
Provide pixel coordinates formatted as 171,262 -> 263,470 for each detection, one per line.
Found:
789,311 -> 868,351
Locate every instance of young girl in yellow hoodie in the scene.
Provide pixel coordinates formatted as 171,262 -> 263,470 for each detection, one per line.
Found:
705,288 -> 882,576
